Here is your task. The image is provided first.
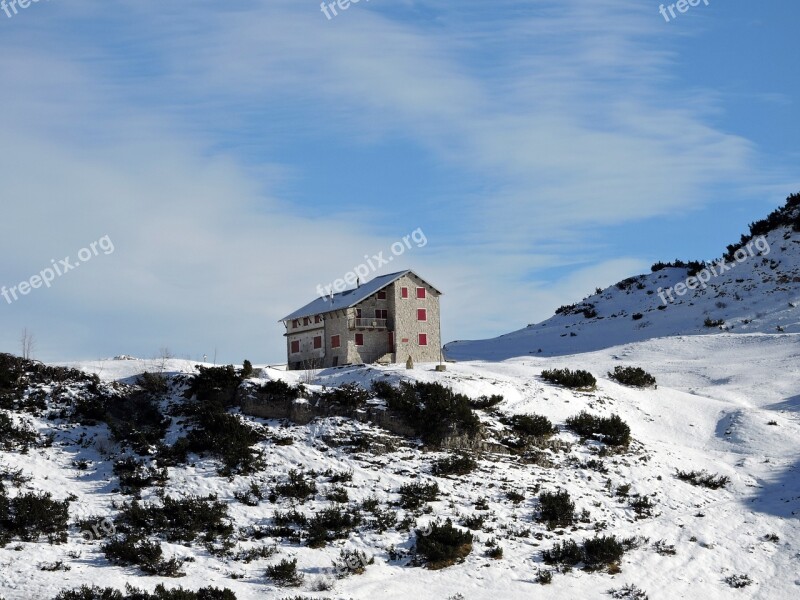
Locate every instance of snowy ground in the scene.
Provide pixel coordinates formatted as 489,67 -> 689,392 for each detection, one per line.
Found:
1,334 -> 798,600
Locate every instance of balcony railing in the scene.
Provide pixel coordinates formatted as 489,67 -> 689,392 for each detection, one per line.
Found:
350,317 -> 389,330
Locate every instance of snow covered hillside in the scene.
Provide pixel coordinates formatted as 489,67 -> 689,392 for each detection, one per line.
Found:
446,194 -> 800,362
1,337 -> 798,600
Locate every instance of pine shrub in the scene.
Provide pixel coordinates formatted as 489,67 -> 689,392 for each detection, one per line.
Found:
540,368 -> 597,390
415,519 -> 473,569
608,366 -> 656,388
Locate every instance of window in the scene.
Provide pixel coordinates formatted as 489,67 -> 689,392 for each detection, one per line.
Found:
315,315 -> 322,323
417,308 -> 427,321
331,335 -> 341,348
290,340 -> 300,354
376,309 -> 388,319
355,308 -> 362,318
401,287 -> 409,298
313,336 -> 322,349
303,317 -> 310,326
418,333 -> 428,346
292,319 -> 299,328
416,287 -> 426,299
355,333 -> 364,346
377,290 -> 387,300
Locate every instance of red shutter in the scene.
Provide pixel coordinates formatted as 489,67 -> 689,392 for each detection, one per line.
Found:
417,287 -> 426,299
290,340 -> 300,353
417,308 -> 427,321
313,336 -> 322,349
355,333 -> 364,346
331,335 -> 340,348
377,290 -> 387,300
401,287 -> 409,298
418,333 -> 427,346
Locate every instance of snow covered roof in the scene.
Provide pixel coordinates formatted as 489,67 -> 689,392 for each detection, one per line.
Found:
280,270 -> 440,322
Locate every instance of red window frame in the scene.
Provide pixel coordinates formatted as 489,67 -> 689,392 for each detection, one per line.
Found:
313,336 -> 322,349
290,340 -> 300,353
377,290 -> 387,300
292,319 -> 299,328
331,335 -> 341,348
418,333 -> 428,346
417,308 -> 427,321
355,333 -> 364,346
303,317 -> 310,326
401,287 -> 409,299
314,315 -> 322,323
376,309 -> 388,319
416,287 -> 426,299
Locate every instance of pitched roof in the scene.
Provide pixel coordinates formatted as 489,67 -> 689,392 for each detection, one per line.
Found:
280,270 -> 440,322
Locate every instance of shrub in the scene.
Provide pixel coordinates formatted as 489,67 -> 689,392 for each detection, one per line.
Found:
704,318 -> 725,328
415,519 -> 473,569
542,539 -> 582,568
332,548 -> 374,577
565,412 -> 631,447
187,365 -> 242,408
540,368 -> 597,390
724,574 -> 753,588
185,408 -> 265,475
398,481 -> 440,510
608,366 -> 656,388
266,558 -> 304,587
136,372 -> 169,395
675,470 -> 730,489
508,414 -> 557,438
113,458 -> 168,494
0,412 -> 38,451
431,453 -> 478,476
105,390 -> 170,452
371,381 -> 480,445
258,379 -> 303,403
0,488 -> 70,545
53,584 -> 237,600
582,535 -> 625,571
305,504 -> 362,548
470,394 -> 504,410
609,584 -> 649,599
535,569 -> 553,584
317,383 -> 371,409
241,360 -> 254,379
102,535 -> 183,576
275,470 -> 318,502
537,490 -> 575,529
460,514 -> 485,530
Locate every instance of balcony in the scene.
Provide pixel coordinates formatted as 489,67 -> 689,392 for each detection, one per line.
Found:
349,317 -> 390,330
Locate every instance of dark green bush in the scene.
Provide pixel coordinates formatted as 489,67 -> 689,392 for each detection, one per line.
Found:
136,372 -> 169,395
265,558 -> 304,587
241,360 -> 254,379
537,489 -> 575,529
508,414 -> 557,438
257,379 -> 302,403
114,458 -> 168,494
470,394 -> 504,410
581,535 -> 625,571
102,534 -> 183,576
0,487 -> 70,545
317,383 -> 371,409
415,519 -> 473,569
675,470 -> 730,489
185,408 -> 265,475
565,411 -> 631,446
104,390 -> 170,452
608,366 -> 656,388
371,381 -> 480,445
0,412 -> 38,450
541,368 -> 597,390
305,504 -> 362,548
53,584 -> 237,600
542,538 -> 582,567
398,481 -> 440,509
431,453 -> 478,476
274,469 -> 318,502
186,365 -> 242,408
703,318 -> 725,328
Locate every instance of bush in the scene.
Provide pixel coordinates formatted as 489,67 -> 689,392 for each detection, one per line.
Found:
0,411 -> 38,451
372,381 -> 480,446
541,368 -> 597,390
675,470 -> 730,489
508,414 -> 557,438
305,504 -> 362,548
470,394 -> 504,410
136,372 -> 169,395
0,487 -> 70,545
537,489 -> 575,529
565,412 -> 631,447
609,584 -> 649,599
398,481 -> 440,510
541,538 -> 582,568
184,408 -> 265,475
415,519 -> 473,569
608,366 -> 656,388
651,260 -> 705,276
257,379 -> 302,403
114,458 -> 168,494
265,558 -> 304,587
186,365 -> 242,408
431,453 -> 477,476
704,318 -> 725,328
317,383 -> 371,409
241,360 -> 254,379
53,584 -> 238,600
724,574 -> 753,588
275,470 -> 318,502
582,535 -> 625,571
105,390 -> 170,452
332,548 -> 374,577
102,535 -> 183,576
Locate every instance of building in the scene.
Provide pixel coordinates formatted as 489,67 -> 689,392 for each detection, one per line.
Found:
280,270 -> 442,370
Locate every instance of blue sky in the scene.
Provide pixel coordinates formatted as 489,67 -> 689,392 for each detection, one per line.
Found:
0,0 -> 797,364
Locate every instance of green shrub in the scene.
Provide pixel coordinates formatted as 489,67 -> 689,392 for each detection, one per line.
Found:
0,412 -> 38,451
258,379 -> 302,403
431,453 -> 477,476
608,366 -> 656,388
187,365 -> 242,408
541,538 -> 582,568
136,372 -> 169,395
415,519 -> 473,569
470,395 -> 504,410
305,504 -> 362,548
275,470 -> 318,502
113,458 -> 168,494
102,534 -> 183,576
105,390 -> 170,452
565,411 -> 631,447
703,318 -> 725,328
185,408 -> 265,475
53,584 -> 237,600
317,383 -> 371,409
508,414 -> 557,438
332,548 -> 374,577
540,368 -> 597,390
537,489 -> 575,529
675,470 -> 730,489
0,488 -> 70,545
241,360 -> 254,379
372,381 -> 480,445
398,481 -> 440,510
265,558 -> 304,587
582,535 -> 625,571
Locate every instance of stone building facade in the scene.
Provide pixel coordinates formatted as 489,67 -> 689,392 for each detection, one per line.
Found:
280,270 -> 442,370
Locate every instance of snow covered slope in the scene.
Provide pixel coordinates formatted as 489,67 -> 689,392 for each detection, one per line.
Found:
1,338 -> 798,600
446,196 -> 800,361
